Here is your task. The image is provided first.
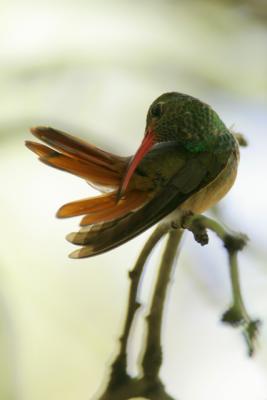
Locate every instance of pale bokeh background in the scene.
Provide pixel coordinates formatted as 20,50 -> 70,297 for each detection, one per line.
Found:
0,1 -> 267,399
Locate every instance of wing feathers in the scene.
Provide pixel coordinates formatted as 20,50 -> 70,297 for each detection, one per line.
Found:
67,184 -> 182,258
66,155 -> 228,258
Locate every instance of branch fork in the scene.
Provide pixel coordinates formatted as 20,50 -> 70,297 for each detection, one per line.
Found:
94,210 -> 260,400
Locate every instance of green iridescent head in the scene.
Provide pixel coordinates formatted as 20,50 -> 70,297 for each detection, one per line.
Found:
146,92 -> 230,152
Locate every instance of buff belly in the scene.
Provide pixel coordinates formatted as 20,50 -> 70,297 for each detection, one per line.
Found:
180,151 -> 239,213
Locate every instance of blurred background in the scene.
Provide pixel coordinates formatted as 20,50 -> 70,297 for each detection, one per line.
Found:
0,0 -> 267,399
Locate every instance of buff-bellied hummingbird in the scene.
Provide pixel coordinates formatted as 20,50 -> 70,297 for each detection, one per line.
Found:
25,92 -> 239,258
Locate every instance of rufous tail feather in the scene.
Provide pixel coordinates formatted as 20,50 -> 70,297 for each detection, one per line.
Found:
25,124 -> 132,190
57,190 -> 149,224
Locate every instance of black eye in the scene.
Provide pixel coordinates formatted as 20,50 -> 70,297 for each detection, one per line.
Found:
150,102 -> 163,118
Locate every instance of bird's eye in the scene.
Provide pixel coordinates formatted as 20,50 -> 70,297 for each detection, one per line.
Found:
150,102 -> 163,118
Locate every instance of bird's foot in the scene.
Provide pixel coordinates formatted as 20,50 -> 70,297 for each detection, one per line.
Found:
180,211 -> 209,246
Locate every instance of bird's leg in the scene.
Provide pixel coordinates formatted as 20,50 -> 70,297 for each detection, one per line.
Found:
180,212 -> 260,356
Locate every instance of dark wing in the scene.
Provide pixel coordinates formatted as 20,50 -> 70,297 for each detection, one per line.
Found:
67,149 -> 230,258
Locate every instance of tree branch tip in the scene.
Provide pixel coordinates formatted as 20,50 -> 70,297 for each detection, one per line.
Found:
244,319 -> 261,357
221,306 -> 244,326
223,233 -> 249,253
246,319 -> 261,340
221,306 -> 261,356
195,230 -> 209,246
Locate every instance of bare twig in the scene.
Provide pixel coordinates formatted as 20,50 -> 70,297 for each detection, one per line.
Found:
181,213 -> 260,356
94,208 -> 258,399
142,229 -> 183,381
120,223 -> 171,369
223,240 -> 261,356
96,223 -> 176,400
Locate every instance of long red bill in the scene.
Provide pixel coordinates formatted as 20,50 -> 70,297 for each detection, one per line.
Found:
117,129 -> 155,200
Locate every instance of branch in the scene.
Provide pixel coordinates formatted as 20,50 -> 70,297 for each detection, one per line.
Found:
96,223 -> 177,400
142,229 -> 183,381
94,208 -> 259,399
181,212 -> 260,356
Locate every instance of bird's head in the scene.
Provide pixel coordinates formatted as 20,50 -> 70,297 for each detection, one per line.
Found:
118,92 -> 229,198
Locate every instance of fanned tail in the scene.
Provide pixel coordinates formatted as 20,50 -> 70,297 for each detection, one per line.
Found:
26,126 -> 151,250
26,126 -> 129,189
30,126 -> 126,168
57,190 -> 149,225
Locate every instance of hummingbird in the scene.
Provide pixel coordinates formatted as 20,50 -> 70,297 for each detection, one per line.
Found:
25,92 -> 239,258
